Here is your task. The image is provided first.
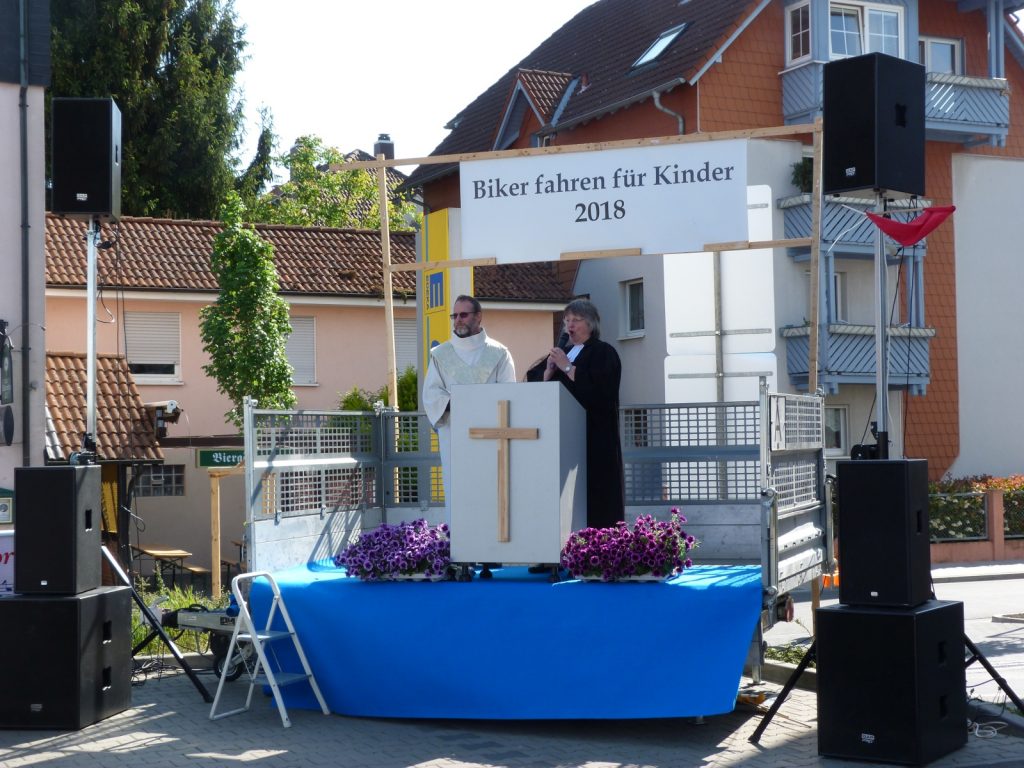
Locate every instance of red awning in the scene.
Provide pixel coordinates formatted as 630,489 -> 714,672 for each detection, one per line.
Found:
865,205 -> 955,247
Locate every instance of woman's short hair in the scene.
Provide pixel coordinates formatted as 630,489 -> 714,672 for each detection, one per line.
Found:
564,298 -> 600,340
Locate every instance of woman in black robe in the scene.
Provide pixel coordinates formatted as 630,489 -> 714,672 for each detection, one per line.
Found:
527,299 -> 625,529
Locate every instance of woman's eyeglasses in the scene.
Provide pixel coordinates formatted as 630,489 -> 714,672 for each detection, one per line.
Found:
449,311 -> 477,320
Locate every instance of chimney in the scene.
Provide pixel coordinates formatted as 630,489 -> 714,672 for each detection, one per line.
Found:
374,133 -> 394,160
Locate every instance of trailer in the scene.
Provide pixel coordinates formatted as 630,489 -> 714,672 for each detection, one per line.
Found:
236,380 -> 834,672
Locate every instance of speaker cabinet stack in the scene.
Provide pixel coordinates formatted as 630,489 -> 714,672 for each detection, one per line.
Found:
2,466 -> 131,729
0,587 -> 132,729
818,459 -> 966,765
817,600 -> 967,765
823,52 -> 925,198
51,97 -> 122,221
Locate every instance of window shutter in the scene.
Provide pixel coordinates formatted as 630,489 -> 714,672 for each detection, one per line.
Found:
124,312 -> 180,365
287,316 -> 316,385
395,318 -> 418,374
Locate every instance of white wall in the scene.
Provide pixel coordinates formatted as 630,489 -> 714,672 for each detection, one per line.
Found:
949,154 -> 1024,477
0,83 -> 48,502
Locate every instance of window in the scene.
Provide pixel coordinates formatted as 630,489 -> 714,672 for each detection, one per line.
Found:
832,271 -> 848,323
824,406 -> 849,456
135,464 -> 185,497
124,311 -> 181,382
621,279 -> 645,337
787,2 -> 811,64
919,37 -> 961,75
830,3 -> 901,59
286,316 -> 316,385
633,23 -> 688,68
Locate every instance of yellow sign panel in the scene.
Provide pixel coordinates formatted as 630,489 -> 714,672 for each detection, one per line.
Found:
421,209 -> 473,374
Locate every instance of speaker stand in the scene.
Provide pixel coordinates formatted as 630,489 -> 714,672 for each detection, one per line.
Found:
965,634 -> 1024,714
101,546 -> 213,703
748,640 -> 816,744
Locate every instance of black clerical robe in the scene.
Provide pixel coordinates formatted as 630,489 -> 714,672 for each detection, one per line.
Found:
527,338 -> 625,529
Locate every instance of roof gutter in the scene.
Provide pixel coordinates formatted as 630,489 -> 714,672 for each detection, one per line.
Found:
689,0 -> 773,85
18,0 -> 31,466
652,90 -> 684,135
540,77 -> 687,138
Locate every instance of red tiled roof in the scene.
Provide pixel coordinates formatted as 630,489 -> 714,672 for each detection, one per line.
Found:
517,69 -> 576,123
407,0 -> 757,188
45,352 -> 163,463
45,214 -> 570,302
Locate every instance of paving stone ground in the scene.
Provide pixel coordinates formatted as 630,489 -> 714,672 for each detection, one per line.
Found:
0,662 -> 1020,768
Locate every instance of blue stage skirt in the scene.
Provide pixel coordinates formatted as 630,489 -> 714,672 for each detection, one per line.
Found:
250,564 -> 762,720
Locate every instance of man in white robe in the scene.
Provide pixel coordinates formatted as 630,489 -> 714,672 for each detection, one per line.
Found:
422,295 -> 516,524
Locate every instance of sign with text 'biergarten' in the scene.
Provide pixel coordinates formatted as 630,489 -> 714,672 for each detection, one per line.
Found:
459,140 -> 748,263
197,449 -> 244,468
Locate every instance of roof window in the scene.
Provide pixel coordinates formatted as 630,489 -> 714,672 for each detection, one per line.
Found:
632,23 -> 688,68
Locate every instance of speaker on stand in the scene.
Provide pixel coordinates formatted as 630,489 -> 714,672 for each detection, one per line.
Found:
823,52 -> 925,199
51,97 -> 122,221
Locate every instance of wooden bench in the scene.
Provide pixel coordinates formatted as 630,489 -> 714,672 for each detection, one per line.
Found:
184,564 -> 211,592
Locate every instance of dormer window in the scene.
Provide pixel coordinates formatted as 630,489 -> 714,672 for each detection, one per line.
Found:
632,23 -> 688,68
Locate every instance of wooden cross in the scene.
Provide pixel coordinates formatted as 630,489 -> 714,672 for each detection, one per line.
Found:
468,400 -> 539,542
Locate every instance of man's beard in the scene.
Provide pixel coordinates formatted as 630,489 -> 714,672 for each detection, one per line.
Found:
453,326 -> 472,338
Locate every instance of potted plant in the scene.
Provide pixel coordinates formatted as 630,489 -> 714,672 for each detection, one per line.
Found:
335,519 -> 451,581
560,510 -> 697,582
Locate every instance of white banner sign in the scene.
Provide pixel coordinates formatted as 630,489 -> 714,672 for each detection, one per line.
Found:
459,140 -> 748,263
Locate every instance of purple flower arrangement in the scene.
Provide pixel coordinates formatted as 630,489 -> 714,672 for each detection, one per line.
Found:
334,519 -> 451,581
560,510 -> 697,582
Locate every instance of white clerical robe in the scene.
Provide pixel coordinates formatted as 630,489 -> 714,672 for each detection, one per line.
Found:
422,330 -> 516,523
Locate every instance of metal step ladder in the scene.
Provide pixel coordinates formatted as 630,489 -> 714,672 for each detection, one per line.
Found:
209,571 -> 329,727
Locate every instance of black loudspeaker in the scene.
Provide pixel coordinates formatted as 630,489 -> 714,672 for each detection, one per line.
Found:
817,600 -> 967,765
823,52 -> 925,198
51,97 -> 122,220
0,587 -> 132,729
837,459 -> 931,608
14,465 -> 102,595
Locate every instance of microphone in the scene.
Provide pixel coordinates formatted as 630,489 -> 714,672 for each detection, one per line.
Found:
556,331 -> 569,349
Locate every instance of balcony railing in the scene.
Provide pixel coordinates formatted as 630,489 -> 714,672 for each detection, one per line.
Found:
779,194 -> 928,260
782,62 -> 1010,146
780,323 -> 935,395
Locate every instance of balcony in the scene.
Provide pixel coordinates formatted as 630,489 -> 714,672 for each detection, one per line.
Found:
780,324 -> 935,396
778,194 -> 929,260
782,63 -> 1010,147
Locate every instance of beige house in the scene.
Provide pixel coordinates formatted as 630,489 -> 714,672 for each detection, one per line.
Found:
44,213 -> 569,575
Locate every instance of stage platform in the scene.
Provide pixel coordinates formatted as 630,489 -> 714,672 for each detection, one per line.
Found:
250,564 -> 763,720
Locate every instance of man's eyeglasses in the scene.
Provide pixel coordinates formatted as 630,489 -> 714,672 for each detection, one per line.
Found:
449,311 -> 478,320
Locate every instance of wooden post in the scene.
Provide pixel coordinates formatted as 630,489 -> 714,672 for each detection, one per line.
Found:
211,472 -> 222,596
377,154 -> 399,408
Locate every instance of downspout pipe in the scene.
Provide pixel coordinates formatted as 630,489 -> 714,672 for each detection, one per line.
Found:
652,90 -> 685,135
18,0 -> 31,466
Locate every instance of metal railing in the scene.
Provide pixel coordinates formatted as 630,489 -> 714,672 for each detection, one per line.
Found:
242,387 -> 831,602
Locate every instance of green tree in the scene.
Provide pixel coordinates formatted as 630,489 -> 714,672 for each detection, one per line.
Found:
50,0 -> 248,219
200,193 -> 296,428
246,135 -> 420,230
236,108 -> 275,206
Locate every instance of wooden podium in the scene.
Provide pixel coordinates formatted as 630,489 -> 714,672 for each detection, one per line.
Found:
449,382 -> 586,565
